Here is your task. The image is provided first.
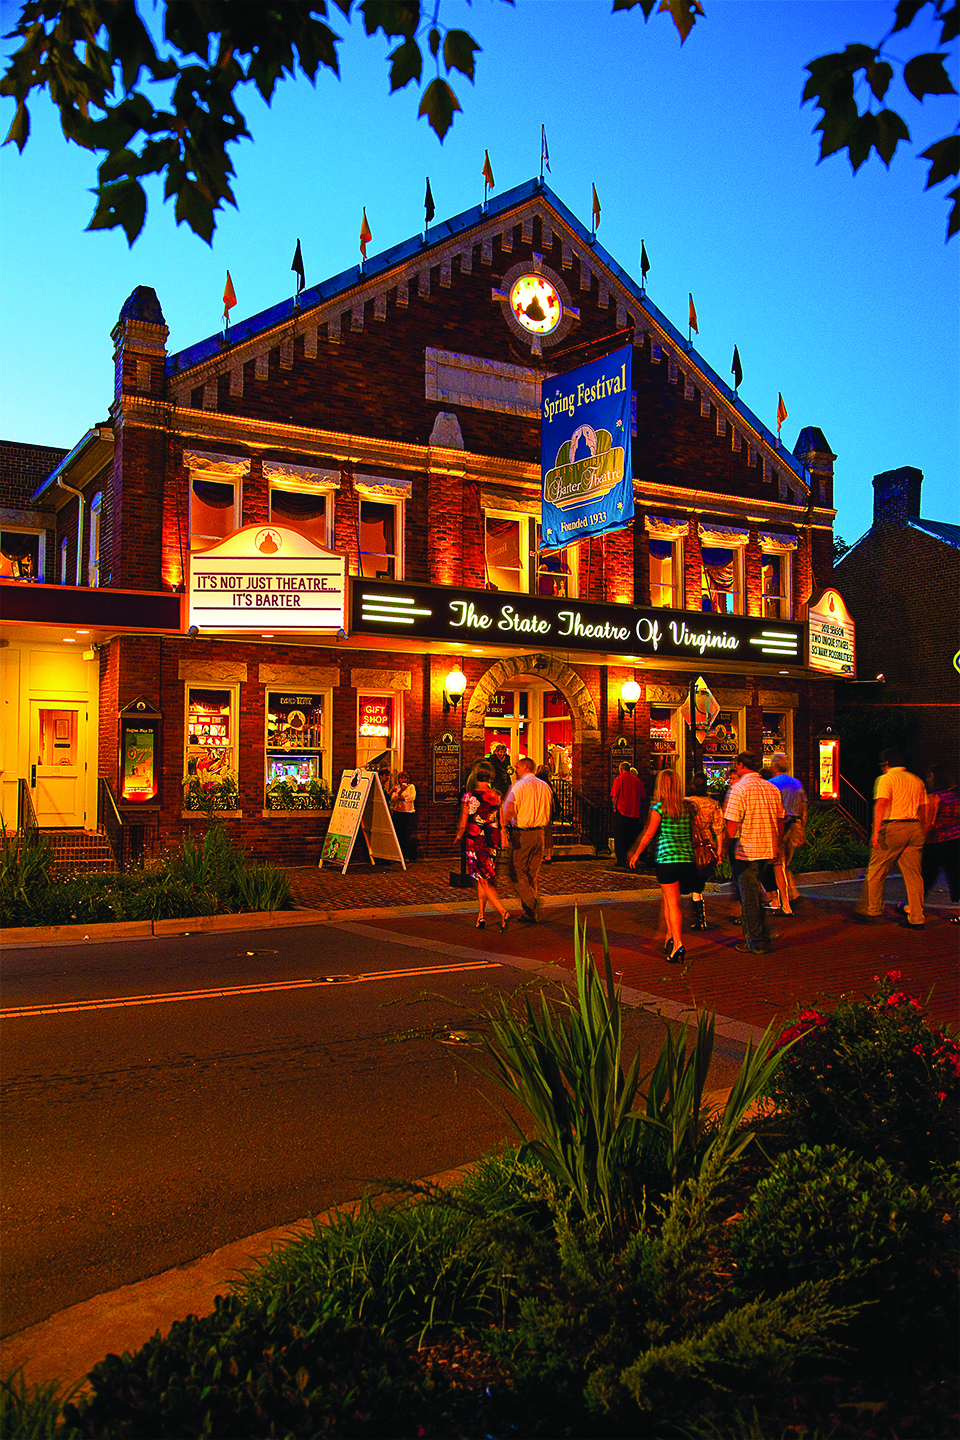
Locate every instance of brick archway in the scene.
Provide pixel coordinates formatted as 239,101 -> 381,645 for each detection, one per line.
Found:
462,653 -> 600,745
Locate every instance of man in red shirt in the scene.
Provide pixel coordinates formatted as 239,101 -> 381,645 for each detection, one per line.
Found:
611,761 -> 646,869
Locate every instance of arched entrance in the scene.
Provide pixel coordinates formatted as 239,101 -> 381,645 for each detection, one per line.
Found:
462,653 -> 600,776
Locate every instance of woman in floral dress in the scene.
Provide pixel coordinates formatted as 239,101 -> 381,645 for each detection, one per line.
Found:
455,762 -> 510,930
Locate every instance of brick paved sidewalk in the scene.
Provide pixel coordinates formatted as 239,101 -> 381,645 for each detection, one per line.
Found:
288,853 -> 660,911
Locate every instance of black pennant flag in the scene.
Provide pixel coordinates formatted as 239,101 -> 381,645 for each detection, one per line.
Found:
731,345 -> 743,390
424,178 -> 435,225
291,239 -> 305,294
640,240 -> 650,280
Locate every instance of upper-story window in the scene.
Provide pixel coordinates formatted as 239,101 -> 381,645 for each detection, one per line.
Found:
0,529 -> 43,579
89,492 -> 102,587
760,531 -> 798,620
269,485 -> 331,549
190,477 -> 239,552
484,511 -> 577,597
699,523 -> 748,616
646,515 -> 685,609
359,499 -> 401,578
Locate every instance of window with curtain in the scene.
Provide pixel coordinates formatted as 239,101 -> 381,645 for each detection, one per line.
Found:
359,499 -> 399,578
0,530 -> 42,579
700,546 -> 741,614
761,551 -> 791,619
649,538 -> 680,608
89,492 -> 102,587
190,477 -> 237,551
269,486 -> 329,549
485,514 -> 526,591
534,522 -> 577,597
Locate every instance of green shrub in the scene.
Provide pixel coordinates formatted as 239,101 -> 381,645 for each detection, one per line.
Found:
0,1368 -> 81,1440
729,1144 -> 958,1351
475,912 -> 789,1238
768,971 -> 960,1181
790,804 -> 869,873
61,1292 -> 438,1439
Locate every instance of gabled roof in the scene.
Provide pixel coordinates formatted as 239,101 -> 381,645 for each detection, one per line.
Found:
910,517 -> 960,547
167,178 -> 809,491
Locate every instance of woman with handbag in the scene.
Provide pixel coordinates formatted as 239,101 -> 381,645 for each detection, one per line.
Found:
685,772 -> 725,930
627,768 -> 696,964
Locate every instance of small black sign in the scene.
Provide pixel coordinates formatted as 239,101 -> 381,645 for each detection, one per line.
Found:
432,733 -> 462,805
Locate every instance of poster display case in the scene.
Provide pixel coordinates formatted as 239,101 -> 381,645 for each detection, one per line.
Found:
649,706 -> 677,774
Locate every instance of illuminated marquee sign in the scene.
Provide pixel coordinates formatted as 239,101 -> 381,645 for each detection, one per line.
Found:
807,587 -> 856,677
189,525 -> 345,632
351,580 -> 804,667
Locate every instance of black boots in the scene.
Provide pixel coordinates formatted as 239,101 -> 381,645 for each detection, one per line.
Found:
690,896 -> 709,931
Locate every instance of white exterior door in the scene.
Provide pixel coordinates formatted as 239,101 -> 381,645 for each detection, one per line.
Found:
29,701 -> 86,827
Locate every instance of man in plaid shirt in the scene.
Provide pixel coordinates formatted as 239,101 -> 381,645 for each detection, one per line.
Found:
724,751 -> 785,954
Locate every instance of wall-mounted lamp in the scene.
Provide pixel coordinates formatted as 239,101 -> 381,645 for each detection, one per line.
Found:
443,665 -> 467,713
618,678 -> 641,720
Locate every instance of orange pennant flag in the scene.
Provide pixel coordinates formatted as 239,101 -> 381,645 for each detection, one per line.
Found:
777,392 -> 788,428
591,184 -> 601,229
481,150 -> 494,190
222,271 -> 237,322
359,208 -> 372,260
688,293 -> 699,334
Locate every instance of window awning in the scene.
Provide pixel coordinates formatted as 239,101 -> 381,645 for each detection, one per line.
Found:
646,514 -> 687,540
698,522 -> 749,548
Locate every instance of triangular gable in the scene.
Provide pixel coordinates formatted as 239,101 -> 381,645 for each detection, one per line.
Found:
167,180 -> 808,499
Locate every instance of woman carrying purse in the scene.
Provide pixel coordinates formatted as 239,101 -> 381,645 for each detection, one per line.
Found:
685,772 -> 724,930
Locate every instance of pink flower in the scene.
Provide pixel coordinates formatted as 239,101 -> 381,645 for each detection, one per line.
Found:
886,970 -> 902,982
886,992 -> 921,1009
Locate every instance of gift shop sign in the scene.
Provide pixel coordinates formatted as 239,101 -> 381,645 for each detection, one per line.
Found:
806,587 -> 856,677
189,525 -> 345,632
353,580 -> 804,667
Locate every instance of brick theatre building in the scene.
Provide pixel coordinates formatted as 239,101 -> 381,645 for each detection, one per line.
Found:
1,180 -> 840,863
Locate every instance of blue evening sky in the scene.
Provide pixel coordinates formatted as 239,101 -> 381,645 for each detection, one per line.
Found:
1,0 -> 957,546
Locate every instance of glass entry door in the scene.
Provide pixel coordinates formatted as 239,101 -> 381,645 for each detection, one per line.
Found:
29,702 -> 86,827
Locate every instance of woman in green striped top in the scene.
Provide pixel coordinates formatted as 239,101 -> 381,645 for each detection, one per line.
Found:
628,769 -> 696,964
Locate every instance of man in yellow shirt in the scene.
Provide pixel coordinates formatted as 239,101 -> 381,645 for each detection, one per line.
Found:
852,748 -> 927,928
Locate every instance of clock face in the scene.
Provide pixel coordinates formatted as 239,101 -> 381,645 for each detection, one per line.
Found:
509,274 -> 563,335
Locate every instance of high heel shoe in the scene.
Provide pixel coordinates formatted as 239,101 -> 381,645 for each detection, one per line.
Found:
475,918 -> 486,929
499,914 -> 510,932
668,945 -> 686,965
664,937 -> 675,958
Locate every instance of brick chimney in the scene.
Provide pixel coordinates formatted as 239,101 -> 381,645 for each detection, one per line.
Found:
872,466 -> 922,528
111,286 -> 168,411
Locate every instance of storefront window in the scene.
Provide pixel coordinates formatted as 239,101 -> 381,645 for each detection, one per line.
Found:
701,709 -> 742,790
484,689 -> 529,762
542,689 -> 572,776
269,486 -> 330,549
649,538 -> 681,608
357,692 -> 399,772
359,500 -> 400,578
184,687 -> 237,809
700,546 -> 742,614
762,711 -> 791,768
761,552 -> 791,619
265,692 -> 329,808
649,706 -> 678,777
534,524 -> 577,597
190,478 -> 238,552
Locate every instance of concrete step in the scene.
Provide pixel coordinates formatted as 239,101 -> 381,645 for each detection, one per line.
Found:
551,843 -> 596,859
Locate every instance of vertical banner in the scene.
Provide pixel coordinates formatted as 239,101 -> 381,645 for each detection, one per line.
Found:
540,343 -> 633,550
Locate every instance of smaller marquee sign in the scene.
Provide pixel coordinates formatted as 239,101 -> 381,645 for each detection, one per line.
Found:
807,587 -> 856,678
189,524 -> 346,633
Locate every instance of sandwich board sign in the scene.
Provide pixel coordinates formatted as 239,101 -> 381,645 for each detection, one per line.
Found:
319,769 -> 405,873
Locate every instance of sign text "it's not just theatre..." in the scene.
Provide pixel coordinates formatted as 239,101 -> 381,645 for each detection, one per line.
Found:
188,525 -> 346,632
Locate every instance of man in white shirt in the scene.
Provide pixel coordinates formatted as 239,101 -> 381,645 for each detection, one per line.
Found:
724,751 -> 784,955
853,748 -> 927,927
501,756 -> 554,922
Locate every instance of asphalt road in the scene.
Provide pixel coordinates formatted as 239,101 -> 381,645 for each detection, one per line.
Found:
1,919 -> 694,1337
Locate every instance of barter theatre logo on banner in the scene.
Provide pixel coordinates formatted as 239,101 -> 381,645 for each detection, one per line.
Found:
541,343 -> 634,549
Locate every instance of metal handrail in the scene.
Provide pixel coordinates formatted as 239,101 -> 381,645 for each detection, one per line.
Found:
551,778 -> 611,854
17,778 -> 39,846
98,778 -> 125,870
838,774 -> 870,837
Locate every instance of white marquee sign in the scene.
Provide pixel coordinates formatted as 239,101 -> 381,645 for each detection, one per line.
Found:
188,525 -> 346,633
807,587 -> 856,677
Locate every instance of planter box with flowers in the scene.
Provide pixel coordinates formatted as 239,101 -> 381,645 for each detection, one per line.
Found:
264,779 -> 334,813
182,770 -> 241,817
